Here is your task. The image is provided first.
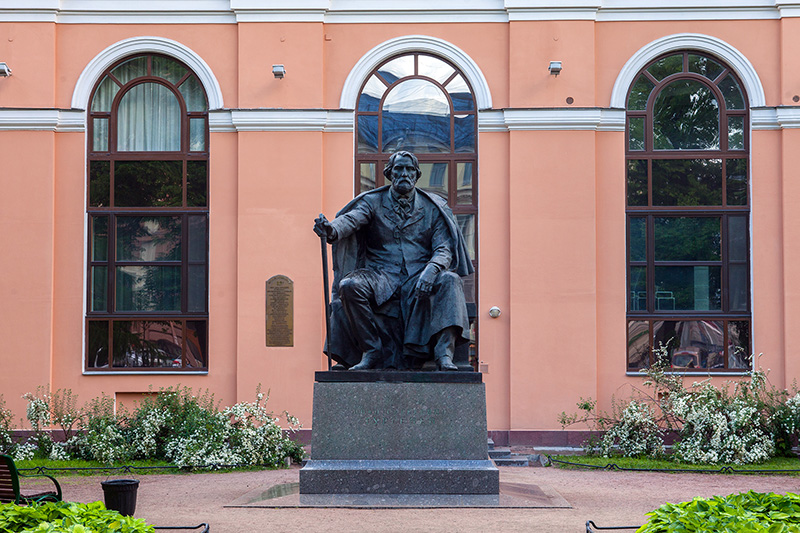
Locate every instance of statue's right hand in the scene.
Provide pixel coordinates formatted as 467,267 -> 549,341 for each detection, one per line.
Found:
314,214 -> 335,241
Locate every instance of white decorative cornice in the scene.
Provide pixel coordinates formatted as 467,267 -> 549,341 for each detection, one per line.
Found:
503,107 -> 625,131
3,1 -> 800,23
209,110 -> 236,132
6,105 -> 800,132
610,33 -> 766,109
71,36 -> 224,111
478,110 -> 507,132
0,109 -> 85,131
751,107 -> 779,130
340,35 -> 492,111
505,0 -> 601,21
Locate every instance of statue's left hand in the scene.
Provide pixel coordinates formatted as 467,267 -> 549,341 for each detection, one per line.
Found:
415,263 -> 439,299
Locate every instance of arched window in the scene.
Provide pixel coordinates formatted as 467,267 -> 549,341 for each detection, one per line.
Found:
86,54 -> 209,371
355,52 -> 478,365
626,52 -> 750,372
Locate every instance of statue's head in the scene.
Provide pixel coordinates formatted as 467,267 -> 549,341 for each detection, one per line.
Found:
384,151 -> 421,196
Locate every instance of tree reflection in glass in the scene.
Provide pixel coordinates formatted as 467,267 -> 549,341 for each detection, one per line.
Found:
112,320 -> 182,368
652,159 -> 722,206
654,80 -> 720,150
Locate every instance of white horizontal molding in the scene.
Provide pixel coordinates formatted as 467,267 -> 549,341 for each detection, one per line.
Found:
774,106 -> 800,128
2,0 -> 800,23
751,107 -> 779,130
6,105 -> 799,132
229,109 -> 356,131
0,109 -> 84,131
503,107 -> 625,131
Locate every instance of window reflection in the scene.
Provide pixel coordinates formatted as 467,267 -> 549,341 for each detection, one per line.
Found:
456,214 -> 476,260
446,74 -> 474,112
653,80 -> 720,150
115,161 -> 183,207
357,115 -> 379,153
112,320 -> 183,368
651,159 -> 722,206
627,320 -> 650,369
116,217 -> 182,262
654,217 -> 720,261
626,52 -> 750,371
87,53 -> 209,372
654,320 -> 725,369
688,54 -> 724,81
454,115 -> 476,153
116,266 -> 181,312
628,75 -> 654,111
417,163 -> 448,200
626,159 -> 648,206
647,54 -> 683,81
358,75 -> 387,112
419,55 -> 455,84
377,55 -> 415,84
718,74 -> 745,110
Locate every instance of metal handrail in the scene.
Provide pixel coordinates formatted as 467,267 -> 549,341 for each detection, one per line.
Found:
585,520 -> 640,532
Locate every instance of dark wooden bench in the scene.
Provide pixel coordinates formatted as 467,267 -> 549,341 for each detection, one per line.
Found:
0,454 -> 62,504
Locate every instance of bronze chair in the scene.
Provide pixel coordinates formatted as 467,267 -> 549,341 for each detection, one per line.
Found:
0,454 -> 62,504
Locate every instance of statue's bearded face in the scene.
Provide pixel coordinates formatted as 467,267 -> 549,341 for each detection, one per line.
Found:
389,154 -> 419,196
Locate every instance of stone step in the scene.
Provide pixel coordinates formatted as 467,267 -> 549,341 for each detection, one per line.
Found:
488,447 -> 512,459
487,438 -> 495,450
492,456 -> 530,467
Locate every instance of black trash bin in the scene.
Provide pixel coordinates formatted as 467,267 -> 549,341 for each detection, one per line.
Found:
101,479 -> 139,516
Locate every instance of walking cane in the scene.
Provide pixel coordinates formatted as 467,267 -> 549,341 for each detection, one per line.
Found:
320,216 -> 333,371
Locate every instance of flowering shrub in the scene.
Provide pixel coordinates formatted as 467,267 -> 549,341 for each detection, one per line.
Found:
599,399 -> 664,458
0,395 -> 15,455
560,351 -> 798,464
162,387 -> 304,468
70,395 -> 131,465
669,385 -> 773,464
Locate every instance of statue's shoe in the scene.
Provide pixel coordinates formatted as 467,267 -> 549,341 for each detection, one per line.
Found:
436,355 -> 458,371
350,352 -> 381,370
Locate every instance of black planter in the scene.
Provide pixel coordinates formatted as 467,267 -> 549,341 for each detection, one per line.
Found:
101,479 -> 139,516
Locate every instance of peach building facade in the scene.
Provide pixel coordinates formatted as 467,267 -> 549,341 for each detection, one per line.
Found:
0,1 -> 795,445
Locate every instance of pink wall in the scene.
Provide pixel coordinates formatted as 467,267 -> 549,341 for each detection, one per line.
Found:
0,15 -> 793,438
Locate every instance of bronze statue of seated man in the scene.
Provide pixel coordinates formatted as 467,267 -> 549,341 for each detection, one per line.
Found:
314,151 -> 473,371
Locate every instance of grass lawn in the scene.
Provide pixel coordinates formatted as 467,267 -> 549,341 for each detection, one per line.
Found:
550,454 -> 800,474
14,458 -> 275,477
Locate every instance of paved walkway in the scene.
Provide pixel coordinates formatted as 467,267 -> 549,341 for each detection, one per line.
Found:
53,464 -> 800,533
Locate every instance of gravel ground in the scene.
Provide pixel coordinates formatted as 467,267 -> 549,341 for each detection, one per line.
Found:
52,464 -> 800,533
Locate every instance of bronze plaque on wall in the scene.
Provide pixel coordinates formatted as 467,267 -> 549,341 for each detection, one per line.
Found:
266,275 -> 293,347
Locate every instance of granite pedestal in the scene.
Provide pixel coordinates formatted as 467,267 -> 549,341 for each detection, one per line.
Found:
299,371 -> 499,495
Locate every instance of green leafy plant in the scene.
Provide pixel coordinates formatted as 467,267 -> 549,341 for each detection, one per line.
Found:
637,491 -> 800,532
0,501 -> 154,533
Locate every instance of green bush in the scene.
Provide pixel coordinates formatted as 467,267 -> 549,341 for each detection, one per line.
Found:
70,395 -> 131,465
638,491 -> 800,532
0,501 -> 153,533
559,350 -> 800,464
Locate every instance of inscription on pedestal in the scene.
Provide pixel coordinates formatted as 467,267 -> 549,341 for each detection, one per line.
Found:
266,275 -> 293,347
